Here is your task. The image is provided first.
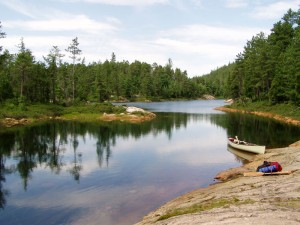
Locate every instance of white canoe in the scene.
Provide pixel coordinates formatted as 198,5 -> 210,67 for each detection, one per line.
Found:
228,137 -> 265,154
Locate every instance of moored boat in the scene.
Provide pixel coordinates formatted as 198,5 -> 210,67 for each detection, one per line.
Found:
228,136 -> 265,154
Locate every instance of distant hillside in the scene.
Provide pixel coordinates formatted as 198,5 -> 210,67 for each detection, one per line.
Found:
192,62 -> 235,98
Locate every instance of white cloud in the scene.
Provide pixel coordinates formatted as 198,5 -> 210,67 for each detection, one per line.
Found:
2,35 -> 81,64
2,0 -> 287,76
2,22 -> 267,76
2,12 -> 120,63
225,0 -> 248,8
159,24 -> 264,43
60,0 -> 170,6
251,0 -> 300,20
191,0 -> 203,8
57,0 -> 206,9
150,24 -> 268,74
0,0 -> 36,18
5,15 -> 118,34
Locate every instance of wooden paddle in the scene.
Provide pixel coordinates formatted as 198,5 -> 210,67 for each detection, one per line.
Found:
243,171 -> 292,177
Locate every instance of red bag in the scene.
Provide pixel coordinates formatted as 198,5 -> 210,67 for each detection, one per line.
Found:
256,161 -> 282,172
269,162 -> 282,171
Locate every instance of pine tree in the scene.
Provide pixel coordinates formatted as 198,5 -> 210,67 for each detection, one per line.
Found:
66,37 -> 82,102
44,46 -> 64,103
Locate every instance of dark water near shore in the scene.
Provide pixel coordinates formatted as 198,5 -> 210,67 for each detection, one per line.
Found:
0,100 -> 299,225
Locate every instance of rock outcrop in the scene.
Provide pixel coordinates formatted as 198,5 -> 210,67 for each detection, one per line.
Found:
136,142 -> 300,225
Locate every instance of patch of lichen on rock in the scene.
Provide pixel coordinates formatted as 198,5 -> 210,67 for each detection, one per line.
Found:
274,198 -> 300,209
157,197 -> 255,221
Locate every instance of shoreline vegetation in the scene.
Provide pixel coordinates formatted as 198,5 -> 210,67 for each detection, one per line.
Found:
1,100 -> 299,128
0,102 -> 156,128
216,101 -> 300,126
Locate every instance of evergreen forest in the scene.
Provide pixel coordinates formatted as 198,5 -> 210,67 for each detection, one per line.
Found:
0,8 -> 299,106
195,8 -> 300,105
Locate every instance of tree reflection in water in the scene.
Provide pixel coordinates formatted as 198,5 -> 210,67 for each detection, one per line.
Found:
0,155 -> 9,209
0,132 -> 16,209
69,136 -> 82,183
0,112 -> 299,210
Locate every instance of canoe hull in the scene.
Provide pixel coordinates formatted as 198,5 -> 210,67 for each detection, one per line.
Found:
228,138 -> 265,154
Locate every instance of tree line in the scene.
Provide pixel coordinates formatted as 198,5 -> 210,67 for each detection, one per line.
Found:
0,26 -> 205,105
196,8 -> 300,105
0,8 -> 299,106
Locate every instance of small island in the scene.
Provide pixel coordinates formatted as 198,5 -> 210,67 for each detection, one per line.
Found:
0,103 -> 156,128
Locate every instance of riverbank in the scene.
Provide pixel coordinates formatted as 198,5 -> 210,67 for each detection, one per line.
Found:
215,106 -> 300,126
135,141 -> 300,224
215,101 -> 300,127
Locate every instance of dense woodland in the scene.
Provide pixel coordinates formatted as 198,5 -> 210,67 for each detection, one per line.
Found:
0,8 -> 299,106
196,8 -> 300,105
0,34 -> 203,104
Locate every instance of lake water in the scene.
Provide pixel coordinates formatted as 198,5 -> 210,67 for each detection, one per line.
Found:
0,100 -> 299,225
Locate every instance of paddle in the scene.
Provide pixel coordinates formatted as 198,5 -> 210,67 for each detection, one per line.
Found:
243,171 -> 292,177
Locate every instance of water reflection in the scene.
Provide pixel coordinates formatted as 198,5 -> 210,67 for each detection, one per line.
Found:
227,145 -> 256,164
0,102 -> 299,224
0,113 -> 223,212
215,112 -> 300,148
0,154 -> 10,209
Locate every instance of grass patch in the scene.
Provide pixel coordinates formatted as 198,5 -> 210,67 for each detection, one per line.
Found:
275,198 -> 300,209
0,102 -> 126,120
0,103 -> 64,119
157,197 -> 254,221
60,113 -> 102,121
0,101 -> 156,126
63,103 -> 125,115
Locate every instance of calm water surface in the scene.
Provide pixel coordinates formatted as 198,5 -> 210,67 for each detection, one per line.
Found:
0,100 -> 299,225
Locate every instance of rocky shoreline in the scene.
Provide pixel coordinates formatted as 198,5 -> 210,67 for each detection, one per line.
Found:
135,141 -> 300,225
215,106 -> 300,126
102,106 -> 156,123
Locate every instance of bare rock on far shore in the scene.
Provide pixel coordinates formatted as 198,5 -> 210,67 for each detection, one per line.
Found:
126,106 -> 146,114
224,98 -> 234,104
1,118 -> 29,127
102,106 -> 156,123
202,94 -> 215,100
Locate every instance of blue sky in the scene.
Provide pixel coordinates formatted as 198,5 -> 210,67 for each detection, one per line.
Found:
0,0 -> 299,77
